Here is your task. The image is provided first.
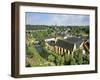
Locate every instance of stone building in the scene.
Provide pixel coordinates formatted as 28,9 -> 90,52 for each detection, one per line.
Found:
45,36 -> 85,55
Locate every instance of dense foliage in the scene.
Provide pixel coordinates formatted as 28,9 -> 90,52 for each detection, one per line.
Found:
26,25 -> 89,67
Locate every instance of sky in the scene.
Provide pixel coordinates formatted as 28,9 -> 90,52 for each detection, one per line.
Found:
25,12 -> 90,26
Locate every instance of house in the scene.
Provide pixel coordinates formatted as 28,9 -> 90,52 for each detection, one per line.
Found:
45,36 -> 81,55
45,36 -> 89,55
80,39 -> 89,55
45,40 -> 74,55
63,36 -> 83,49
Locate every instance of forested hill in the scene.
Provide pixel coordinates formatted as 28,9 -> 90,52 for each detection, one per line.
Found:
26,25 -> 89,35
26,25 -> 89,30
26,25 -> 68,30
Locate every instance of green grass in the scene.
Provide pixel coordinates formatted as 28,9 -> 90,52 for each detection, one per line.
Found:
26,45 -> 49,67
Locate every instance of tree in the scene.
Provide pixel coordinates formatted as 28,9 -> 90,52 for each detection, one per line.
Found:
70,58 -> 76,65
55,56 -> 60,66
48,54 -> 55,62
73,49 -> 83,65
78,50 -> 83,64
60,56 -> 65,65
64,53 -> 70,65
83,52 -> 89,64
70,53 -> 76,65
26,46 -> 34,57
40,40 -> 45,47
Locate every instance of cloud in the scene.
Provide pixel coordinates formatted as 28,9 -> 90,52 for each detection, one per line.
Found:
26,12 -> 89,26
49,14 -> 89,26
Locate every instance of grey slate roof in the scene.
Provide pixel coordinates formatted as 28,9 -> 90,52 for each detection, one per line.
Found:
64,36 -> 83,48
46,36 -> 89,52
64,36 -> 82,44
56,39 -> 74,51
47,39 -> 74,51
